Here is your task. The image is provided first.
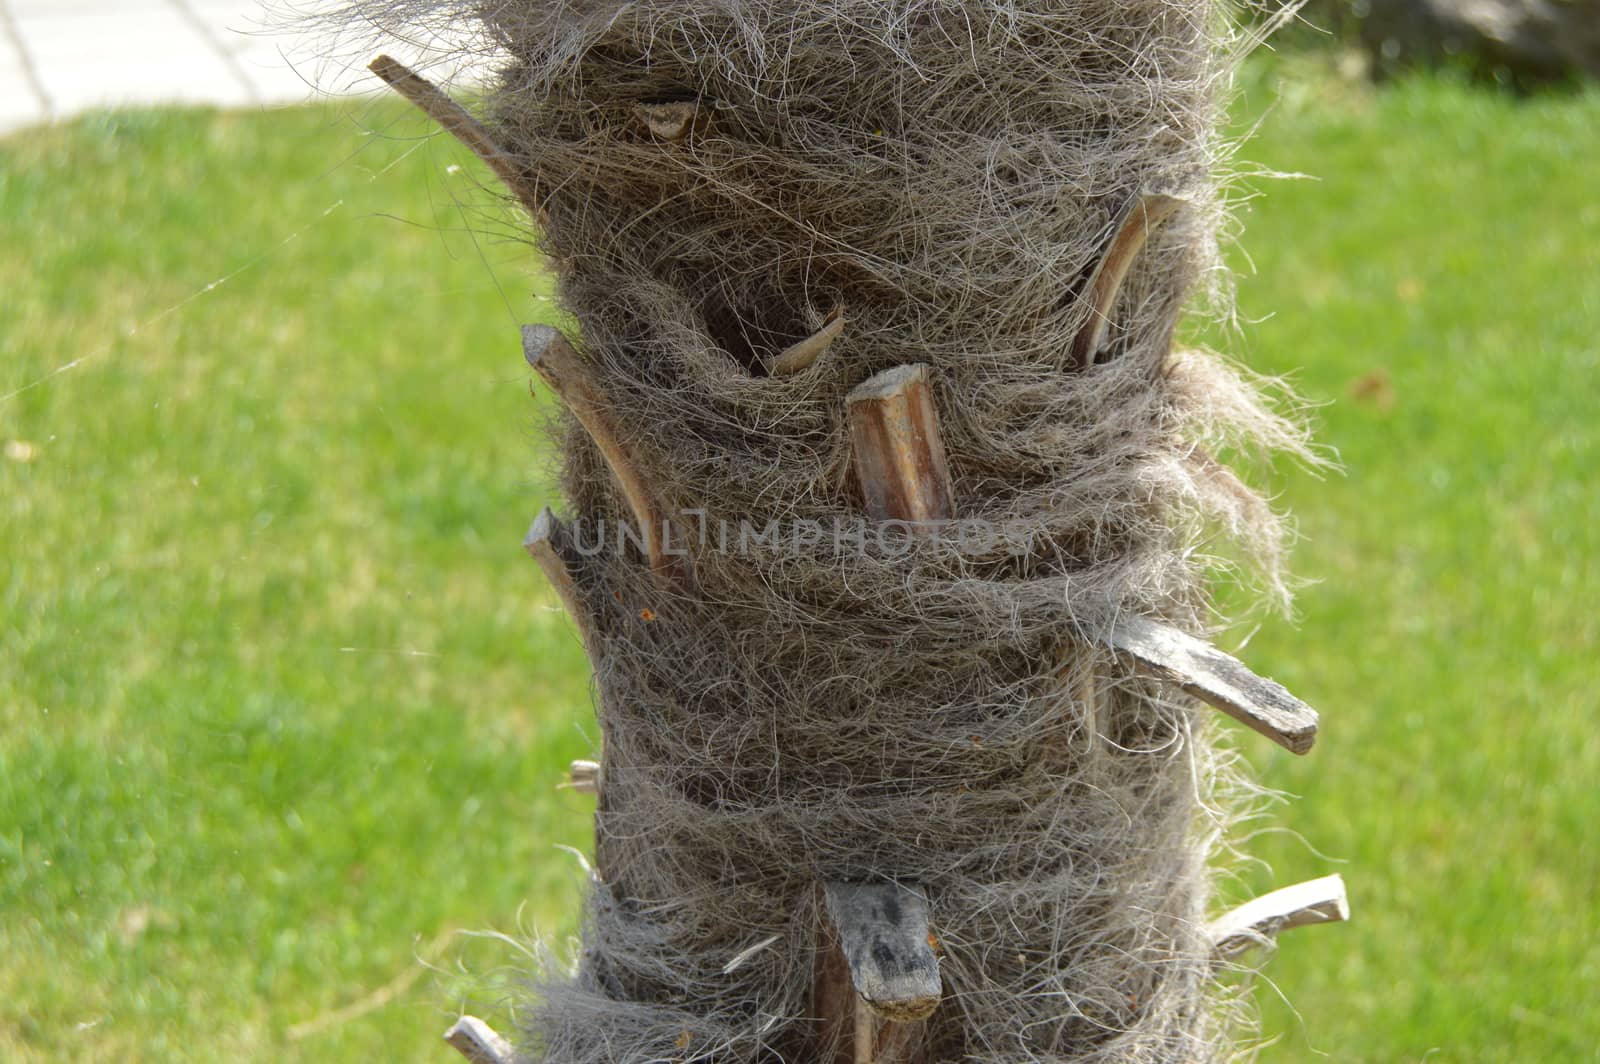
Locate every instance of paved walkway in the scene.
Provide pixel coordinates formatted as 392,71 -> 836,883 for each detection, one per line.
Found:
0,0 -> 452,137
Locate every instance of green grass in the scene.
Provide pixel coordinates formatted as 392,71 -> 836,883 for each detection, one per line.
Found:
1216,59 -> 1600,1060
0,104 -> 590,1060
2,59 -> 1597,1061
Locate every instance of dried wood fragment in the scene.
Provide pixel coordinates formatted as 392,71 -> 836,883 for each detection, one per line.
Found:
523,507 -> 594,645
1106,614 -> 1319,755
444,1015 -> 513,1064
368,56 -> 545,225
633,100 -> 700,141
824,881 -> 942,1023
771,307 -> 846,376
1208,874 -> 1349,960
567,759 -> 600,794
722,933 -> 782,975
1069,193 -> 1184,368
846,364 -> 955,526
523,325 -> 684,587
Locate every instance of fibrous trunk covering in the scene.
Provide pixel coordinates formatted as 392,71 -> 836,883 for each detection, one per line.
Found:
343,1 -> 1314,1060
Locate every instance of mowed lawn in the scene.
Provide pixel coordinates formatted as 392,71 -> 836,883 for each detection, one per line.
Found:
1219,60 -> 1600,1061
0,102 -> 592,1061
3,59 -> 1597,1061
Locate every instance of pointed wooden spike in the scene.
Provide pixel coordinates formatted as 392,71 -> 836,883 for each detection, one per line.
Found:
1208,874 -> 1349,960
1106,615 -> 1319,755
771,307 -> 847,376
368,56 -> 545,226
523,507 -> 594,642
633,100 -> 699,141
444,1015 -> 513,1064
1070,192 -> 1184,368
846,364 -> 955,527
824,881 -> 942,1024
523,326 -> 685,588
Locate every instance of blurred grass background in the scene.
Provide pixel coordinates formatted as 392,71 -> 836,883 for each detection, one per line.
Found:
2,51 -> 1597,1062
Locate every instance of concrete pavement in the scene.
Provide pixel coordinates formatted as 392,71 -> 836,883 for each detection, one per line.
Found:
0,0 -> 463,137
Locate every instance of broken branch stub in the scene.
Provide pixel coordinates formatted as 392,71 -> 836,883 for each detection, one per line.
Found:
846,364 -> 955,526
1208,874 -> 1350,961
1069,193 -> 1184,369
523,325 -> 685,588
367,56 -> 545,225
566,758 -> 601,795
824,882 -> 943,1024
523,506 -> 595,647
443,1016 -> 513,1064
1106,614 -> 1319,755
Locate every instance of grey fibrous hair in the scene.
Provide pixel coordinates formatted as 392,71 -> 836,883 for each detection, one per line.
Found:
320,1 -> 1314,1060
